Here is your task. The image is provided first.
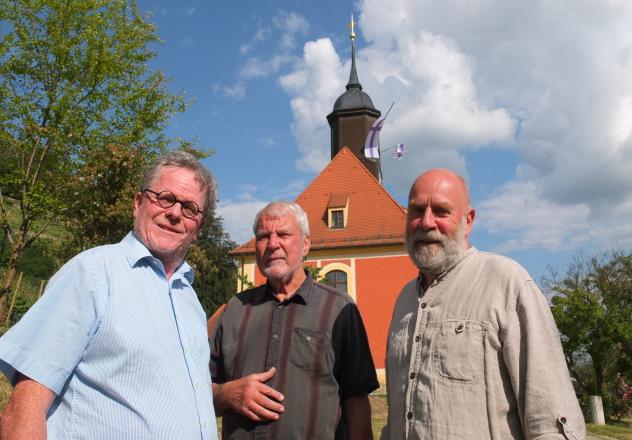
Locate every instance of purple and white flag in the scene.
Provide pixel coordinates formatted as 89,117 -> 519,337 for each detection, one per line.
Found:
364,117 -> 385,159
392,143 -> 405,159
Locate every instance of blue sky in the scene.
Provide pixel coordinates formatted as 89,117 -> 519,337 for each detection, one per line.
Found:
138,0 -> 632,283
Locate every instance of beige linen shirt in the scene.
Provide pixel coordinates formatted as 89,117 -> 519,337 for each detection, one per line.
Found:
381,248 -> 585,440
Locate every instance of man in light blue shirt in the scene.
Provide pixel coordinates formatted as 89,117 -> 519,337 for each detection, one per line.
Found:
0,151 -> 218,439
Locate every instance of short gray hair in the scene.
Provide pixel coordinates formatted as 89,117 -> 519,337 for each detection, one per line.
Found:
141,151 -> 217,218
253,201 -> 310,237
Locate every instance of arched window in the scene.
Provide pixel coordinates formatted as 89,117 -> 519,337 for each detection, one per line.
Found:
325,270 -> 348,293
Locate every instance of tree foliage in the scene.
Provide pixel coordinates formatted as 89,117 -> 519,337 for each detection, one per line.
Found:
545,250 -> 632,421
186,215 -> 239,316
0,0 -> 187,319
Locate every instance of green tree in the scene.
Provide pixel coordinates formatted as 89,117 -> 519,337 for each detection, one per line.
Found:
0,0 -> 187,320
545,250 -> 632,420
187,215 -> 239,316
62,142 -> 154,254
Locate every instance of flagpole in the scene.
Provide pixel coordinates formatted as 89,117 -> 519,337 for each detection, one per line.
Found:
379,102 -> 394,183
383,101 -> 395,119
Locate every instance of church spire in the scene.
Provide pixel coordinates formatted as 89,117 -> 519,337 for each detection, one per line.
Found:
326,14 -> 382,181
347,14 -> 361,91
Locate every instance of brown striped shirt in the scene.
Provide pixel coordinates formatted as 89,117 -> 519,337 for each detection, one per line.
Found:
211,272 -> 379,439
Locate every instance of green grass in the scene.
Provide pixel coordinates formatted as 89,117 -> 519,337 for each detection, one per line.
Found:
1,196 -> 68,242
0,375 -> 11,410
370,394 -> 387,438
587,418 -> 632,439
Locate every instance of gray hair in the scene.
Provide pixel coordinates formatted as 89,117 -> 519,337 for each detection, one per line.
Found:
141,150 -> 217,218
253,201 -> 310,237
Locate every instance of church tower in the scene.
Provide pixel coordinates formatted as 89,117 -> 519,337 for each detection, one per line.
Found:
326,16 -> 382,180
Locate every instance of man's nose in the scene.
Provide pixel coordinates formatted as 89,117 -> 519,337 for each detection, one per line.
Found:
164,202 -> 183,220
267,233 -> 280,249
419,207 -> 437,230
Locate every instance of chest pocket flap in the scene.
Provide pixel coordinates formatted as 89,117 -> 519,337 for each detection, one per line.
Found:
432,320 -> 486,384
289,328 -> 333,377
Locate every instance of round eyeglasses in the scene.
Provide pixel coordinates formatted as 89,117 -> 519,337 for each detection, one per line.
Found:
142,189 -> 203,219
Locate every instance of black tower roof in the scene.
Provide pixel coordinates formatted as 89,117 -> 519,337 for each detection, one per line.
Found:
329,19 -> 378,113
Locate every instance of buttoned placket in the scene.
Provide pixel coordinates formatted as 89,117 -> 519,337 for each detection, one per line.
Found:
253,299 -> 287,440
404,282 -> 434,440
168,275 -> 211,440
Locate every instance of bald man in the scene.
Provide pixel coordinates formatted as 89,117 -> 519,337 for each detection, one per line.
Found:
381,169 -> 585,440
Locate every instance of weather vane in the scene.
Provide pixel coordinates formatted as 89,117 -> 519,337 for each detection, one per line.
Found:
348,13 -> 356,40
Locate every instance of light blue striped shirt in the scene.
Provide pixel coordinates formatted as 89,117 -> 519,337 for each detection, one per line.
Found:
0,232 -> 218,439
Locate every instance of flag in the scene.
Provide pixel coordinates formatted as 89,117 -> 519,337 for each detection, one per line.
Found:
392,143 -> 405,160
364,117 -> 385,159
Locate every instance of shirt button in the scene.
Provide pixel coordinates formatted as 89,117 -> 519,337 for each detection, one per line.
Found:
407,411 -> 414,420
409,372 -> 416,379
272,333 -> 279,340
420,302 -> 427,309
414,335 -> 421,342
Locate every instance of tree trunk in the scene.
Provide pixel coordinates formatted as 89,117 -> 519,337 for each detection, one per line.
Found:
0,238 -> 25,324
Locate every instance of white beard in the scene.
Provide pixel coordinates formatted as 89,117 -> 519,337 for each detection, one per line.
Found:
406,218 -> 467,277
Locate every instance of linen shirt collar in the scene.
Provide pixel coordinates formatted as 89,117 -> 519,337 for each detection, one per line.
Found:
122,231 -> 194,284
417,246 -> 477,292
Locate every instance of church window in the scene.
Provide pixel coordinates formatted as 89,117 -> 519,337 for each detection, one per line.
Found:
325,270 -> 348,293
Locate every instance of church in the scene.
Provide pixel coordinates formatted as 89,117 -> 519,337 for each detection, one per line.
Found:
230,25 -> 418,371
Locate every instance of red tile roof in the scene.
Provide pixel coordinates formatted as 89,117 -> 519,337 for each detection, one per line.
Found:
231,147 -> 407,255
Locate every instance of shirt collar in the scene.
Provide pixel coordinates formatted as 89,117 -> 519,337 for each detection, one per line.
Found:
265,269 -> 312,306
121,232 -> 194,283
417,246 -> 477,290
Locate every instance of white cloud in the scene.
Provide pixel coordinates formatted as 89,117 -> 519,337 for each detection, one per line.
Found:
220,10 -> 310,102
477,181 -> 591,251
240,54 -> 291,79
213,81 -> 246,100
239,27 -> 270,54
276,0 -> 632,252
280,38 -> 346,172
217,199 -> 268,244
272,11 -> 309,50
259,135 -> 276,148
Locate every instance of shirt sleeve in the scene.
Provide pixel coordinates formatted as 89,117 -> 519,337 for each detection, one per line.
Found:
0,252 -> 103,395
332,303 -> 380,400
502,278 -> 586,440
209,313 -> 225,384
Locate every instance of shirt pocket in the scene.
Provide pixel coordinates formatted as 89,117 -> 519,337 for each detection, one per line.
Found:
431,320 -> 486,384
288,327 -> 333,377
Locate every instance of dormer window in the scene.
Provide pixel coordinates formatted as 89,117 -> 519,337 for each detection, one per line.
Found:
327,193 -> 349,229
330,209 -> 344,229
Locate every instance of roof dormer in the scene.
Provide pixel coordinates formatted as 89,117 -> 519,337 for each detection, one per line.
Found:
327,193 -> 349,229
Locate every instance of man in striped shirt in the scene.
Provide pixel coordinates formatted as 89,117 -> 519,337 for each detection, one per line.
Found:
0,152 -> 218,439
211,201 -> 379,439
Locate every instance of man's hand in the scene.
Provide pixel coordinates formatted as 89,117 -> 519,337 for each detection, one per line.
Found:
0,374 -> 55,440
212,367 -> 284,422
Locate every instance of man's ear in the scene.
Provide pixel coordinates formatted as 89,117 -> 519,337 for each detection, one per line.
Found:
132,192 -> 143,219
303,235 -> 311,258
465,208 -> 476,237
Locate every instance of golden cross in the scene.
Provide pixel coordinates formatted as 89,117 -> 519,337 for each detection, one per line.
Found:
347,14 -> 356,40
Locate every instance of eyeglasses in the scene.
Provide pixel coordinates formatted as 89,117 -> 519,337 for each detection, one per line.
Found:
142,189 -> 203,219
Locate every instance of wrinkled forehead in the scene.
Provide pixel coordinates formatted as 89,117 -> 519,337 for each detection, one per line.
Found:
256,212 -> 299,231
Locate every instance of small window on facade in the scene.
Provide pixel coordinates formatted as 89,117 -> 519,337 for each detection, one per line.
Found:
330,209 -> 344,229
325,270 -> 347,293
